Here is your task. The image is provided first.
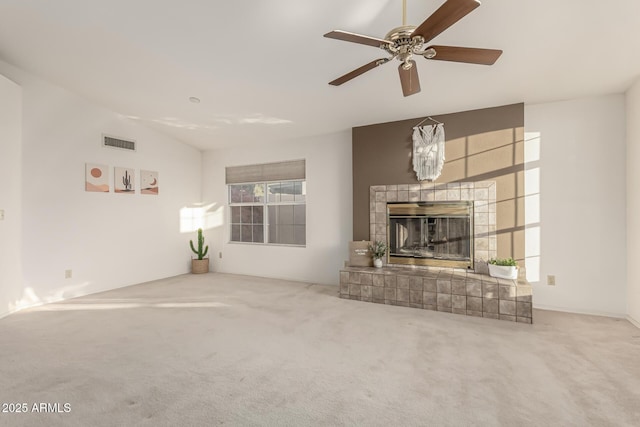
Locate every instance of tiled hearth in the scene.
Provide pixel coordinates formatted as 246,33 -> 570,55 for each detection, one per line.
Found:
370,181 -> 497,265
352,180 -> 533,323
339,266 -> 533,323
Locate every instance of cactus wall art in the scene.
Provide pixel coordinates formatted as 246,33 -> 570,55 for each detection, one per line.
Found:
114,167 -> 135,193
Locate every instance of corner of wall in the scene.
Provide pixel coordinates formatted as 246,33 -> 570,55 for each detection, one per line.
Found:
626,77 -> 640,324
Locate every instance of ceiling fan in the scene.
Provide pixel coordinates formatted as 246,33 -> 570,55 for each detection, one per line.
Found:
324,0 -> 502,97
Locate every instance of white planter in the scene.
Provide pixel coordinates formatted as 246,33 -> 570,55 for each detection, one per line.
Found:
373,258 -> 383,268
488,264 -> 517,280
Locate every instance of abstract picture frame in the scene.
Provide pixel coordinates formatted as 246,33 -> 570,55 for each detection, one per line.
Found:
140,170 -> 159,195
85,163 -> 110,192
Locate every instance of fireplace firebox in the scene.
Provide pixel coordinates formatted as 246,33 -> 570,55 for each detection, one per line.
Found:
387,202 -> 473,269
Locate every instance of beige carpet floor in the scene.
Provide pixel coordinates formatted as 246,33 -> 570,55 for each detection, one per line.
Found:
1,273 -> 639,426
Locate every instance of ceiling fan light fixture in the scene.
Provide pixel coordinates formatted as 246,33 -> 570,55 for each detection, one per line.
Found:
423,48 -> 437,59
401,61 -> 413,71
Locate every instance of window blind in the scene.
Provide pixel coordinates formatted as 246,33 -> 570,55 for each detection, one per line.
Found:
225,159 -> 306,184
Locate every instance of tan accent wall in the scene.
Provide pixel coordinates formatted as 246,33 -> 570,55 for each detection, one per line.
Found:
352,103 -> 525,261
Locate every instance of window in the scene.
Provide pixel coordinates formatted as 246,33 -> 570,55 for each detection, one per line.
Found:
229,180 -> 306,246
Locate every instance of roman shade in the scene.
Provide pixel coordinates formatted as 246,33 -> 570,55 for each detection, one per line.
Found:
225,159 -> 306,184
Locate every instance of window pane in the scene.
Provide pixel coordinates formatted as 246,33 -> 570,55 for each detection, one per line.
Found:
253,206 -> 264,224
294,181 -> 306,202
231,206 -> 241,223
268,224 -> 276,242
241,184 -> 264,203
279,225 -> 294,244
294,225 -> 306,245
279,205 -> 294,225
231,224 -> 240,241
253,225 -> 264,243
241,225 -> 253,242
229,185 -> 243,204
254,183 -> 265,203
293,205 -> 305,225
267,183 -> 281,203
280,181 -> 294,202
238,184 -> 249,203
241,206 -> 253,223
267,206 -> 303,245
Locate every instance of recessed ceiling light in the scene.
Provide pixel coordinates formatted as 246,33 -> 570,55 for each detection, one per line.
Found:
189,97 -> 201,104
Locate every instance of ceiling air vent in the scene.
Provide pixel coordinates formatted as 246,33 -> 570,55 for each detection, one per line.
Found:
103,134 -> 136,152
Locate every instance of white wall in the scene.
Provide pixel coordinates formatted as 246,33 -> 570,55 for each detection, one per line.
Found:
202,132 -> 352,285
0,74 -> 22,318
0,60 -> 202,313
626,78 -> 640,326
525,95 -> 627,317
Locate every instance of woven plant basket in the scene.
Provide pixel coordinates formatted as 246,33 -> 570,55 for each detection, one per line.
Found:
191,258 -> 209,274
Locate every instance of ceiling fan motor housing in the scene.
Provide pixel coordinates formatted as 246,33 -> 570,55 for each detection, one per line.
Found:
383,26 -> 425,66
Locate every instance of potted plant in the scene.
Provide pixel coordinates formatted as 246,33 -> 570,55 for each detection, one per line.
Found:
488,257 -> 518,280
190,228 -> 209,274
368,240 -> 388,268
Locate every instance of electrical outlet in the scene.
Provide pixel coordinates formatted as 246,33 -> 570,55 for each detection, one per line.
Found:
219,252 -> 223,259
547,275 -> 556,286
65,269 -> 72,279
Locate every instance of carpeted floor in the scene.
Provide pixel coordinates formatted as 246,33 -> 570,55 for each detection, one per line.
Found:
1,273 -> 639,426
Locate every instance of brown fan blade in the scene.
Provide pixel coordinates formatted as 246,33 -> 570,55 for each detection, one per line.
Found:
413,0 -> 480,44
398,60 -> 421,97
329,58 -> 391,86
425,45 -> 502,65
324,30 -> 393,48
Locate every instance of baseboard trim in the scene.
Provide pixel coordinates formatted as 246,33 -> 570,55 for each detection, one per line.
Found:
627,315 -> 640,329
533,304 -> 626,319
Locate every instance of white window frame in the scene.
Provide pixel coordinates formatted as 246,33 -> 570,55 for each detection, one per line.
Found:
228,179 -> 306,247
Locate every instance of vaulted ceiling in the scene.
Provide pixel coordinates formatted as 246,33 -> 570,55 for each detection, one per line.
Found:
1,0 -> 639,150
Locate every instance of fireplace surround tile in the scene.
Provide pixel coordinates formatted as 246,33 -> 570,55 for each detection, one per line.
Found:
452,281 -> 466,296
397,276 -> 410,289
483,298 -> 499,314
369,181 -> 497,270
340,267 -> 532,323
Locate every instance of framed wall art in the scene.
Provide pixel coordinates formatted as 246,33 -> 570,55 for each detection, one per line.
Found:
114,167 -> 135,194
140,170 -> 159,195
85,163 -> 110,192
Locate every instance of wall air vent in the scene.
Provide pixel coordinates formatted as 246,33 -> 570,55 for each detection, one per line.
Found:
103,134 -> 136,152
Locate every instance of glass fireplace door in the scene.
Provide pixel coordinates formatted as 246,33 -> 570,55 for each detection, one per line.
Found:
387,202 -> 473,268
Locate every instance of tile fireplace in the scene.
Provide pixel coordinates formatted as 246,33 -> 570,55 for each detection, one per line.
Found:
370,182 -> 497,270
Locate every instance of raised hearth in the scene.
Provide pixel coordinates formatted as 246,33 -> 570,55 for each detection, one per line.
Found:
339,266 -> 533,323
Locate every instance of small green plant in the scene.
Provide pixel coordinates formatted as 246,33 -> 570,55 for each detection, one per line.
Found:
368,240 -> 388,260
190,228 -> 209,260
488,257 -> 517,267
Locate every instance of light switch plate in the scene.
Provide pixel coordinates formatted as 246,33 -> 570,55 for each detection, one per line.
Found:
0,209 -> 4,220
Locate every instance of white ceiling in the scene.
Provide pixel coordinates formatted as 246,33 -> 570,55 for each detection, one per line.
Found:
1,0 -> 639,151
